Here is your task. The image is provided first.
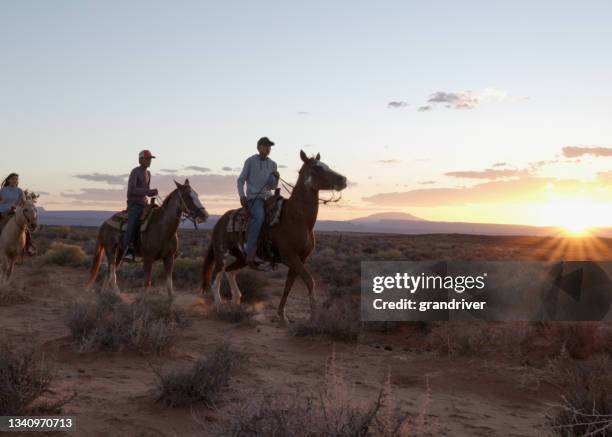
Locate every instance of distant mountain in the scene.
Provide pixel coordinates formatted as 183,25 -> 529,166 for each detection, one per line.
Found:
352,212 -> 425,222
36,209 -> 612,237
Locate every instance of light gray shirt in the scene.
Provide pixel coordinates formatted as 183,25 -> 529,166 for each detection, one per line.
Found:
0,186 -> 25,213
237,154 -> 279,200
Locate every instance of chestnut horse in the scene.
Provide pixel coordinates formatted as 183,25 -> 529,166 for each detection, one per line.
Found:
86,180 -> 209,295
202,150 -> 347,324
0,193 -> 39,285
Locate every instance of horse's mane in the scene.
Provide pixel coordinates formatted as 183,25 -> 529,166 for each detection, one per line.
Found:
161,188 -> 178,207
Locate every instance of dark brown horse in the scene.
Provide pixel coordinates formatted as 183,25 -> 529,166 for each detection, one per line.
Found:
202,150 -> 347,324
86,180 -> 209,295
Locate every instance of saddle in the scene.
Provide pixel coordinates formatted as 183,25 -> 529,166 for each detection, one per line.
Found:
226,189 -> 285,263
104,203 -> 158,234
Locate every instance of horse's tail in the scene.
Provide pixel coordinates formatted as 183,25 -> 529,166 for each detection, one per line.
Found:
85,228 -> 105,290
201,242 -> 215,293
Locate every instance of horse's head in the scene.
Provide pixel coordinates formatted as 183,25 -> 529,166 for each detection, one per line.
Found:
15,198 -> 38,232
174,179 -> 209,223
299,150 -> 348,192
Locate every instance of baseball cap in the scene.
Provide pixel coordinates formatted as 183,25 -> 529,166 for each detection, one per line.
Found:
139,150 -> 156,159
257,137 -> 275,147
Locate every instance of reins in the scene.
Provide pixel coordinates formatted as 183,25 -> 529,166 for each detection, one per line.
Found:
279,176 -> 343,205
159,189 -> 202,230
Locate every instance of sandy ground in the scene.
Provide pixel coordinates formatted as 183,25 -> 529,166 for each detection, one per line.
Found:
0,253 -> 567,437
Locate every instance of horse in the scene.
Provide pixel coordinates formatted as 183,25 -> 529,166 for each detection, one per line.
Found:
86,179 -> 209,296
0,193 -> 39,285
202,150 -> 347,324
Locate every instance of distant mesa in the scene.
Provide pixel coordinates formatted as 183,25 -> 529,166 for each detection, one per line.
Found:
351,212 -> 425,223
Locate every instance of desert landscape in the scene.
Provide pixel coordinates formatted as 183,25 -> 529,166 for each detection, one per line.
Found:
1,226 -> 611,436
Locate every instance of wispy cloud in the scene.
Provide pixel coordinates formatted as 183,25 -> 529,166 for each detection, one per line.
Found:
160,168 -> 178,173
362,177 -> 556,207
418,180 -> 437,185
297,111 -> 310,115
387,101 -> 408,108
377,159 -> 401,164
562,146 -> 612,158
74,173 -> 127,186
444,168 -> 531,180
184,166 -> 211,173
492,162 -> 506,167
419,87 -> 520,112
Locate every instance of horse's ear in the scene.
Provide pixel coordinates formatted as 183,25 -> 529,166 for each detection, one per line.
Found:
315,153 -> 320,161
174,180 -> 182,189
300,150 -> 308,163
184,178 -> 190,186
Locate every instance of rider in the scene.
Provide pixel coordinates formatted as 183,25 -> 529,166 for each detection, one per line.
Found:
0,173 -> 37,256
123,150 -> 159,261
237,137 -> 280,267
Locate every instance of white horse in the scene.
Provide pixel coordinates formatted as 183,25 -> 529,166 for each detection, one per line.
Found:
0,194 -> 38,285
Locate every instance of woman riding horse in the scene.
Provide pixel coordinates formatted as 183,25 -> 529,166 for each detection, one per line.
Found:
0,173 -> 37,256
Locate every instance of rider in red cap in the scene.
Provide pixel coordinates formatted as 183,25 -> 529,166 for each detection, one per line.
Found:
123,150 -> 159,261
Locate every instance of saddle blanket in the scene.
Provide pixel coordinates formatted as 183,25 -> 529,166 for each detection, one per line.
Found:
226,197 -> 285,233
104,206 -> 156,233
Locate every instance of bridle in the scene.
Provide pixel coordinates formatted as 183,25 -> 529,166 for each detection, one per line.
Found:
279,170 -> 343,205
174,188 -> 207,230
14,204 -> 37,231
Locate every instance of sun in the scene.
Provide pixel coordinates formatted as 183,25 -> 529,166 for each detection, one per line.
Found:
535,199 -> 609,237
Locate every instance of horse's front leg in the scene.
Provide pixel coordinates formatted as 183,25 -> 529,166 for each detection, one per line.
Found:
163,255 -> 174,297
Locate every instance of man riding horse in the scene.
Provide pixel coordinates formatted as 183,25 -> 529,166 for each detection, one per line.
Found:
123,150 -> 159,262
237,136 -> 280,267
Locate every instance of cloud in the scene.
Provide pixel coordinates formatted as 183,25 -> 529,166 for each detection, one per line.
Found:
562,146 -> 612,158
527,159 -> 559,170
160,168 -> 178,173
63,173 -> 241,203
184,166 -> 211,173
61,188 -> 125,202
387,101 -> 408,108
362,177 -> 557,207
444,168 -> 531,180
420,88 -> 518,111
418,180 -> 437,185
279,164 -> 288,169
492,162 -> 506,167
377,159 -> 401,164
74,173 -> 128,186
428,91 -> 479,109
297,111 -> 310,115
221,166 -> 233,171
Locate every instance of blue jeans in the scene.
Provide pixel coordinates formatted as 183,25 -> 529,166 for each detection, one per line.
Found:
124,201 -> 144,248
245,198 -> 265,256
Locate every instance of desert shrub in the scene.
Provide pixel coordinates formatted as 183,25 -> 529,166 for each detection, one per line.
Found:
153,343 -> 246,408
546,355 -> 612,436
0,341 -> 53,415
220,270 -> 269,302
377,249 -> 403,260
291,296 -> 362,342
172,257 -> 202,288
65,293 -> 188,354
44,242 -> 87,267
209,304 -> 255,325
223,350 -> 430,436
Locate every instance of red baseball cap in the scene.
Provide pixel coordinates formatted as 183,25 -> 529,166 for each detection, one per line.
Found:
139,150 -> 156,159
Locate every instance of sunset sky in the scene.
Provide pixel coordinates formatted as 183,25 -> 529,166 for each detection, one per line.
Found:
2,1 -> 611,227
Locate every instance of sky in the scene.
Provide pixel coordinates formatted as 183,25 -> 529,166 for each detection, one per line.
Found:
1,1 -> 611,227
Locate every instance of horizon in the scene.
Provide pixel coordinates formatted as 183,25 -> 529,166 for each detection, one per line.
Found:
2,1 -> 611,234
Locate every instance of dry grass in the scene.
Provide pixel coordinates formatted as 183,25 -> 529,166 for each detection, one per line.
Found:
208,303 -> 256,325
65,292 -> 189,354
545,355 -> 612,436
152,343 -> 246,408
291,296 -> 362,342
223,349 -> 437,436
0,340 -> 54,415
